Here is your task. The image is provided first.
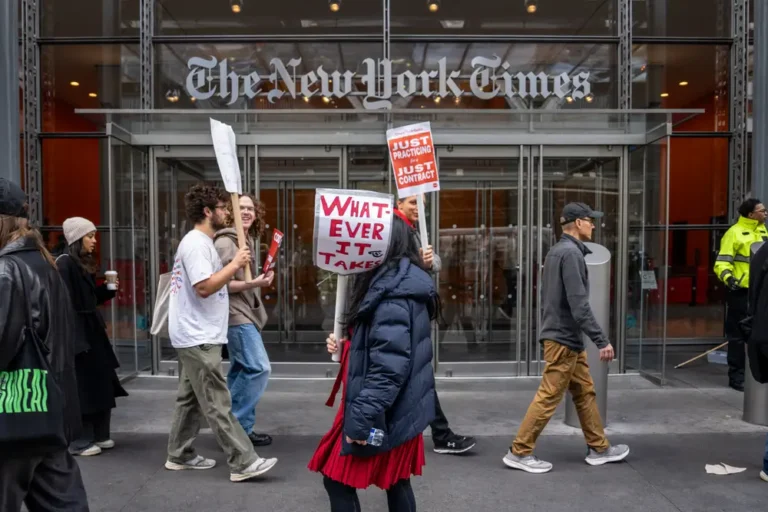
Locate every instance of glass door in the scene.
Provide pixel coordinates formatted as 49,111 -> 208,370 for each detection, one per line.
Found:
105,123 -> 151,375
433,148 -> 527,375
153,146 -> 247,363
256,147 -> 341,363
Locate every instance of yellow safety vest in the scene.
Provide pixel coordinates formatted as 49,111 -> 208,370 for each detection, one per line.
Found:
714,216 -> 768,288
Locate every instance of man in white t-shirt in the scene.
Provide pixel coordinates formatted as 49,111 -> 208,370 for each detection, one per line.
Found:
164,184 -> 278,482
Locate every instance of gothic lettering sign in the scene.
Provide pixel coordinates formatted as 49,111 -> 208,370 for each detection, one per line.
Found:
185,56 -> 592,110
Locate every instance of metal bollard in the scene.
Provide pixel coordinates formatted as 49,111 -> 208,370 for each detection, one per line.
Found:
565,242 -> 610,428
743,242 -> 768,426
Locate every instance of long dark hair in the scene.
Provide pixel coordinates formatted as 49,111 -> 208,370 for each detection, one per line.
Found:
345,215 -> 441,330
0,216 -> 56,268
63,238 -> 98,275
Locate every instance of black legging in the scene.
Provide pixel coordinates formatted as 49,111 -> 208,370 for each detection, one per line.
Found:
323,476 -> 416,512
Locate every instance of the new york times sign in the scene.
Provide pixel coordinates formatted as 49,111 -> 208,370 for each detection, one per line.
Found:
185,55 -> 592,110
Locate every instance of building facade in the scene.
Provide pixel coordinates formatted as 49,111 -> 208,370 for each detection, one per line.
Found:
13,0 -> 758,381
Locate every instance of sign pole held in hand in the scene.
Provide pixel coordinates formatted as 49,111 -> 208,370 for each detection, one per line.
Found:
314,189 -> 394,361
387,121 -> 440,249
210,118 -> 252,282
331,275 -> 349,362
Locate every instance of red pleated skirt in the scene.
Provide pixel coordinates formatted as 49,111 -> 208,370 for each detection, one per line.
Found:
307,342 -> 426,490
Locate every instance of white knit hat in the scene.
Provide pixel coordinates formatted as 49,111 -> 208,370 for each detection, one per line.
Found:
63,217 -> 97,246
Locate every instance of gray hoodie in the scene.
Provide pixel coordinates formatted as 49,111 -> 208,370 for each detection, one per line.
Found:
538,234 -> 609,351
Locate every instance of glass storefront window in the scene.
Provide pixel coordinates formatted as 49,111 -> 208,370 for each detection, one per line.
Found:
669,137 -> 729,225
391,0 -> 617,36
155,0 -> 383,35
632,0 -> 730,38
41,44 -> 140,132
42,0 -> 140,37
387,42 -> 617,109
155,42 -> 383,109
632,44 -> 729,132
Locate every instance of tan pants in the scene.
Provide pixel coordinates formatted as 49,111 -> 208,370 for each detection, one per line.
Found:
511,340 -> 610,456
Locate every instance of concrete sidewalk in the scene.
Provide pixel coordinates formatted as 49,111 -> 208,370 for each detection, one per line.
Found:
71,376 -> 767,512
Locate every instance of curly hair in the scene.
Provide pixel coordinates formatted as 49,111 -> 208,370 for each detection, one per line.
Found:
185,183 -> 229,225
239,194 -> 267,239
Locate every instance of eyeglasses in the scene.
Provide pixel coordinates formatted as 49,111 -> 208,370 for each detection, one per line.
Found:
214,204 -> 230,212
577,217 -> 595,225
240,206 -> 256,213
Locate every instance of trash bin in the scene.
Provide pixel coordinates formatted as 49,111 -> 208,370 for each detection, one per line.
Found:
565,242 -> 611,428
743,242 -> 768,426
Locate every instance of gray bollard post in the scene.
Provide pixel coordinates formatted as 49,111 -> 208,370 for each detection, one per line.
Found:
743,242 -> 768,426
565,242 -> 611,428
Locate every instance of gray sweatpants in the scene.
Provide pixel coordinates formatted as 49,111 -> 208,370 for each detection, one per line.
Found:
167,344 -> 258,473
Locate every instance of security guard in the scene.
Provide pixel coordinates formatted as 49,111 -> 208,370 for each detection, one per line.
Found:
714,198 -> 768,391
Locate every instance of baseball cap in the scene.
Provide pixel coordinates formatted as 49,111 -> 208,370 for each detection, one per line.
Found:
0,178 -> 28,218
559,202 -> 603,225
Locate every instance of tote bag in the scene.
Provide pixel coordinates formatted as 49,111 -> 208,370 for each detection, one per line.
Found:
150,272 -> 171,338
0,256 -> 67,448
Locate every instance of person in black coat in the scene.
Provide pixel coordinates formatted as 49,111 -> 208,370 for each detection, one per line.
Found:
309,215 -> 439,511
0,179 -> 90,511
57,217 -> 128,457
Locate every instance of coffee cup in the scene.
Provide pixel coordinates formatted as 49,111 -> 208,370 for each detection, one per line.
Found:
105,270 -> 118,290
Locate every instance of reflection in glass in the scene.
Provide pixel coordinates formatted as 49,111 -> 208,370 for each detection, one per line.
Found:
391,0 -> 616,35
155,0 -> 383,35
632,44 -> 729,131
632,0 -> 730,38
156,156 -> 241,360
42,0 -> 140,37
41,45 -> 140,132
258,157 -> 340,362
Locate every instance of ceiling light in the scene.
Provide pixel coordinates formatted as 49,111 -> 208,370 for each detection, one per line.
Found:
585,94 -> 594,103
427,0 -> 440,13
660,93 -> 669,98
190,96 -> 196,103
565,96 -> 574,103
230,0 -> 242,13
88,92 -> 98,98
434,96 -> 441,104
70,81 -> 79,87
454,96 -> 461,104
329,0 -> 341,12
679,81 -> 689,86
322,96 -> 331,104
525,0 -> 537,14
303,96 -> 310,103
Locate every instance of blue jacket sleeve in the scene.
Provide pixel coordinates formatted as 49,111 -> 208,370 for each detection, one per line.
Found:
344,300 -> 412,442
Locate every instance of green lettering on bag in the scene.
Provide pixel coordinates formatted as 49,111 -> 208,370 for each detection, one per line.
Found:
22,369 -> 32,413
40,370 -> 48,413
0,371 -> 7,413
5,371 -> 16,413
30,368 -> 41,413
14,368 -> 24,413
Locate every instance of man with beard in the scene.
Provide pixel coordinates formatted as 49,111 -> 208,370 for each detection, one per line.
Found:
164,184 -> 277,482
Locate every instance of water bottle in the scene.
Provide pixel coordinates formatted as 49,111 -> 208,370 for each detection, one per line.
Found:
367,428 -> 384,446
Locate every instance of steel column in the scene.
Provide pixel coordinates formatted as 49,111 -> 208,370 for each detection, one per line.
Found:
730,0 -> 749,217
22,0 -> 40,224
753,0 -> 768,203
0,0 -> 20,184
618,0 -> 632,111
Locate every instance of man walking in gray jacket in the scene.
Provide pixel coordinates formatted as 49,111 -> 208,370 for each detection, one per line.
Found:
503,203 -> 629,474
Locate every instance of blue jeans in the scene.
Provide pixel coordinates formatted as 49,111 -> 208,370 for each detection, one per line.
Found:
764,433 -> 768,473
226,324 -> 271,434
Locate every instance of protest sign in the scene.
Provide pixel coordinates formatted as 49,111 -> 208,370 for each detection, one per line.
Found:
313,189 -> 394,360
262,229 -> 284,274
210,118 -> 251,281
386,122 -> 440,248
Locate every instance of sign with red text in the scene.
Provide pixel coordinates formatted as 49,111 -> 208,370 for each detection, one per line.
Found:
387,121 -> 440,198
262,229 -> 284,274
313,189 -> 394,275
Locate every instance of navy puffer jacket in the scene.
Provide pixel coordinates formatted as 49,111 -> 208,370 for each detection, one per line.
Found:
342,257 -> 437,457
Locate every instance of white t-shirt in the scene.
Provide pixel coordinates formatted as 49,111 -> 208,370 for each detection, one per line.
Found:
168,229 -> 229,348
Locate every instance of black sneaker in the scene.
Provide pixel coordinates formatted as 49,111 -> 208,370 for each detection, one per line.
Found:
433,434 -> 476,455
729,381 -> 745,392
248,432 -> 273,447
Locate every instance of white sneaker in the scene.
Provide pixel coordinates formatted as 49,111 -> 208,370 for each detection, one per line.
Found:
76,444 -> 102,457
585,444 -> 630,466
164,455 -> 217,471
230,457 -> 278,482
502,450 -> 553,474
760,470 -> 768,482
95,439 -> 115,449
